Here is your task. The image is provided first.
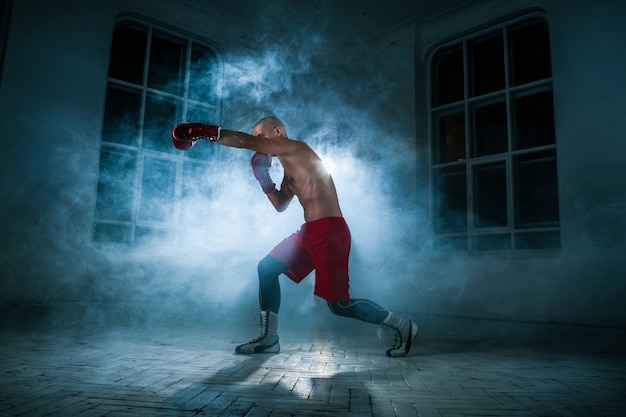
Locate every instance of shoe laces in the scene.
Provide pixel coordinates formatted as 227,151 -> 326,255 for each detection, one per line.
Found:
246,312 -> 269,343
378,324 -> 403,349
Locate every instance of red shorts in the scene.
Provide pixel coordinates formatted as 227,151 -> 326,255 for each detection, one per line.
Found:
269,217 -> 351,302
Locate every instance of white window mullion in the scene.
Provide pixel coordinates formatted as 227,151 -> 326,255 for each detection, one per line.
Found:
502,25 -> 515,247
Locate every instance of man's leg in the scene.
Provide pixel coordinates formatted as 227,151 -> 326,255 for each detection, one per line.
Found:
258,255 -> 286,313
327,298 -> 388,324
328,299 -> 418,357
235,256 -> 286,354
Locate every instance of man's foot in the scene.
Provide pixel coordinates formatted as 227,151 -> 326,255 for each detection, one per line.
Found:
235,337 -> 280,354
385,320 -> 418,357
380,313 -> 418,357
235,311 -> 280,354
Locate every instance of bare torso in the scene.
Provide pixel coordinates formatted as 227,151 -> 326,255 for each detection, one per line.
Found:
216,127 -> 343,222
276,141 -> 343,222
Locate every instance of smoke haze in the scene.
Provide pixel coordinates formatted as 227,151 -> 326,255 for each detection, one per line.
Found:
1,2 -> 433,337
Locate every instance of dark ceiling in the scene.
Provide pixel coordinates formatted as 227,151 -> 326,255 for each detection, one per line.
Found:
182,0 -> 474,43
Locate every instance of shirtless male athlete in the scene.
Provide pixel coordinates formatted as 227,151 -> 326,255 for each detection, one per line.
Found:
171,117 -> 418,357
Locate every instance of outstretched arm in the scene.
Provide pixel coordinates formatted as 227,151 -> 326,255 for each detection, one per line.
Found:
219,129 -> 296,157
171,123 -> 294,156
171,123 -> 296,212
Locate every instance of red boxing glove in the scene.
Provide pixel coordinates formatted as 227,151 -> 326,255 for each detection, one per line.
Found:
172,123 -> 221,150
251,152 -> 276,195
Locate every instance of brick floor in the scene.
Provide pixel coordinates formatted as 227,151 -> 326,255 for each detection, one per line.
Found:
0,316 -> 625,417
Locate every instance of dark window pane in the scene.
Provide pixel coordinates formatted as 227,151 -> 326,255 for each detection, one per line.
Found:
515,230 -> 560,249
434,164 -> 467,233
510,20 -> 551,86
434,110 -> 466,163
95,146 -> 137,221
473,161 -> 507,228
135,226 -> 169,245
434,235 -> 468,252
93,222 -> 133,244
471,99 -> 508,157
513,91 -> 555,150
108,23 -> 147,85
138,157 -> 177,223
102,86 -> 141,146
432,46 -> 464,106
189,43 -> 218,103
469,32 -> 504,96
471,233 -> 511,251
143,94 -> 182,154
186,102 -> 216,124
179,160 -> 214,227
182,160 -> 213,199
148,31 -> 186,95
514,150 -> 559,227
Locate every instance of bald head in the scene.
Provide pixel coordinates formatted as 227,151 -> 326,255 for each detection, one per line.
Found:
254,116 -> 288,138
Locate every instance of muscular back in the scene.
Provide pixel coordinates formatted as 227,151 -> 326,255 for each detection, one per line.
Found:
276,141 -> 343,222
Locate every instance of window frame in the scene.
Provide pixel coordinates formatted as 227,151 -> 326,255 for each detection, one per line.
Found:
0,0 -> 12,91
94,16 -> 222,245
426,11 -> 560,254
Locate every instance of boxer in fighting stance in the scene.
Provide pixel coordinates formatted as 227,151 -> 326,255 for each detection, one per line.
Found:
171,117 -> 418,357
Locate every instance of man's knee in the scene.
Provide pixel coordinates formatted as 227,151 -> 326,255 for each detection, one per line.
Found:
327,300 -> 349,317
258,256 -> 286,281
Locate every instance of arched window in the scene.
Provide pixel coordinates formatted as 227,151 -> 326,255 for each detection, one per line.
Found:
429,13 -> 559,252
94,18 -> 220,244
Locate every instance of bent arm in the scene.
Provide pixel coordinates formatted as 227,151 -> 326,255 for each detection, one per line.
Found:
268,177 -> 294,212
207,128 -> 296,211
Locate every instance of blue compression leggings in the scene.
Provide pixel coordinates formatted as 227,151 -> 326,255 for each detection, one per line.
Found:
258,255 -> 389,325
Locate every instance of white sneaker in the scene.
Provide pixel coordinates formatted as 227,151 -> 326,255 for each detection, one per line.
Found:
380,313 -> 418,357
235,311 -> 280,354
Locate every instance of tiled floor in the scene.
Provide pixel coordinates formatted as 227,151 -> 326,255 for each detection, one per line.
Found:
1,315 -> 625,417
